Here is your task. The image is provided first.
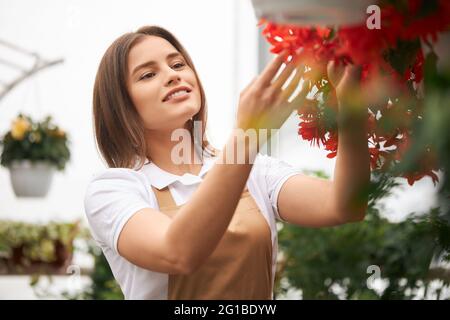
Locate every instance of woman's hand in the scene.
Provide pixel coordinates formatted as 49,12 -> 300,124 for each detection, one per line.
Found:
236,50 -> 307,134
327,60 -> 366,122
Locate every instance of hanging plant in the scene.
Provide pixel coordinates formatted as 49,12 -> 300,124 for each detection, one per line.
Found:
0,114 -> 71,197
0,114 -> 70,170
258,0 -> 450,186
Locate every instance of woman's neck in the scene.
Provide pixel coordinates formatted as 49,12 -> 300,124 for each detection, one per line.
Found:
145,127 -> 203,176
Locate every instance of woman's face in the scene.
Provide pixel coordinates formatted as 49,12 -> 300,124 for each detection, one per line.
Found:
127,36 -> 201,131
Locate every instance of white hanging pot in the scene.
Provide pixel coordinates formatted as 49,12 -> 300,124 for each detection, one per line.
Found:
9,160 -> 55,197
252,0 -> 374,26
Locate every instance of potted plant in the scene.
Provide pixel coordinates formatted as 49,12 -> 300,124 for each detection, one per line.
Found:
0,220 -> 80,275
0,114 -> 70,197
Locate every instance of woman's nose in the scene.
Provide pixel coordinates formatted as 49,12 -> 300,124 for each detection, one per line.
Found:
167,77 -> 180,86
166,70 -> 181,86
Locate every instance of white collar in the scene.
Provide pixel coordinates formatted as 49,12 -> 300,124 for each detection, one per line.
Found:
140,156 -> 218,190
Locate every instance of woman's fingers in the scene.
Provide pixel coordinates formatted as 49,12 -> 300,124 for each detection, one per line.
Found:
273,82 -> 308,127
256,50 -> 290,88
241,76 -> 258,96
268,64 -> 307,128
271,54 -> 301,90
341,64 -> 362,87
327,60 -> 345,88
289,82 -> 309,108
278,63 -> 305,102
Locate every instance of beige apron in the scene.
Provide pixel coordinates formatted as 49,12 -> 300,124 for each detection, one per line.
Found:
151,185 -> 273,300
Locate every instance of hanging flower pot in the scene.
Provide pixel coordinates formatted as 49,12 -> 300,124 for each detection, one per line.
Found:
8,160 -> 55,197
0,114 -> 70,198
251,0 -> 373,26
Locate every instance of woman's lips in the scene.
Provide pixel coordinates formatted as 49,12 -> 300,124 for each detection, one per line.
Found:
164,91 -> 191,103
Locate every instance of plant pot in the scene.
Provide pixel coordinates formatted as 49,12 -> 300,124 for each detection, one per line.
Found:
0,240 -> 74,275
8,160 -> 55,197
0,220 -> 80,275
252,0 -> 373,26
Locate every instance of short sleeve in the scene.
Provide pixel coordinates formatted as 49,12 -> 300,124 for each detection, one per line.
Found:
258,155 -> 303,222
84,168 -> 154,254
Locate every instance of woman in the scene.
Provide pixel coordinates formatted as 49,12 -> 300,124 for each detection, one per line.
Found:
85,25 -> 370,300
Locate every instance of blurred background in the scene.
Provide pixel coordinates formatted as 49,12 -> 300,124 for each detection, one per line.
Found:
0,0 -> 446,299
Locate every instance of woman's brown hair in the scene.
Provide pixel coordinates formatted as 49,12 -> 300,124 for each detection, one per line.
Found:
93,25 -> 216,169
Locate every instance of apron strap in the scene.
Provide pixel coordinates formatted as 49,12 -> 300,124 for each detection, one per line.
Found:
151,186 -> 177,209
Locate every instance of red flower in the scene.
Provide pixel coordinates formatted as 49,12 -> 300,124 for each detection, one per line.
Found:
258,0 -> 449,186
324,133 -> 338,159
298,119 -> 327,148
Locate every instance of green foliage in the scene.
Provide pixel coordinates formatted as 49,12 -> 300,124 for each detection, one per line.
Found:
0,114 -> 70,170
384,39 -> 422,76
391,52 -> 450,222
21,226 -> 123,300
421,57 -> 450,223
88,245 -> 124,300
275,170 -> 450,300
0,220 -> 79,269
277,207 -> 450,299
58,237 -> 124,300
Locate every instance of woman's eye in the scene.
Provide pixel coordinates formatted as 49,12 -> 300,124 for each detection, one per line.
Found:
140,72 -> 155,80
139,63 -> 185,81
173,62 -> 185,69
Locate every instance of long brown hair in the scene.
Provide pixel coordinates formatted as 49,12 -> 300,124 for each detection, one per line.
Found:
93,25 -> 216,169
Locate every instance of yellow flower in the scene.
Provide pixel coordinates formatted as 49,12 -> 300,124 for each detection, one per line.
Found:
11,117 -> 31,140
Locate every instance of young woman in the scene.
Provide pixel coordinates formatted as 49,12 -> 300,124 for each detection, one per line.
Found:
85,25 -> 370,300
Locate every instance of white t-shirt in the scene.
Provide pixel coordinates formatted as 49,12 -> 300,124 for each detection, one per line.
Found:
84,154 -> 303,299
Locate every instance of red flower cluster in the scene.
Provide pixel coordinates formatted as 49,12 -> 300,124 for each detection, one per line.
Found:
259,0 -> 449,186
